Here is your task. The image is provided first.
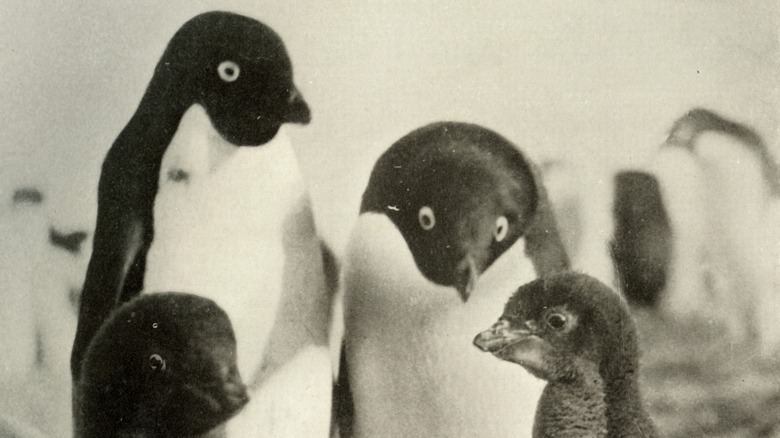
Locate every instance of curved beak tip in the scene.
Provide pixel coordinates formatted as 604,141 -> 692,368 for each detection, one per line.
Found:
473,330 -> 493,352
454,256 -> 479,302
286,87 -> 311,125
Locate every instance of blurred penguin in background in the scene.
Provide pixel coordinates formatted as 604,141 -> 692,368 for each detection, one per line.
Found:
0,182 -> 93,435
1,187 -> 46,379
541,159 -> 617,288
337,122 -> 569,437
610,170 -> 673,307
655,108 -> 780,354
71,11 -> 337,436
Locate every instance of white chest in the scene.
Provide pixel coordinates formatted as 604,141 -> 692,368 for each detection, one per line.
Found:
143,104 -> 306,378
344,214 -> 544,438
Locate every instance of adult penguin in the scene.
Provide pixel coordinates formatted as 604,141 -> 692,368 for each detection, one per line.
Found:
71,11 -> 336,436
658,108 -> 780,354
338,122 -> 570,437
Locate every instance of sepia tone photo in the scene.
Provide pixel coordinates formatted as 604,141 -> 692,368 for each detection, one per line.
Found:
1,1 -> 778,437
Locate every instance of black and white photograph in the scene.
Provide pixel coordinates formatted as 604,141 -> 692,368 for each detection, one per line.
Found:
1,1 -> 778,437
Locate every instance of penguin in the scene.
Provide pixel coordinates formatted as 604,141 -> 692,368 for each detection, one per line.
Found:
610,170 -> 672,307
49,227 -> 89,255
338,122 -> 570,437
1,186 -> 47,378
654,108 -> 780,353
71,11 -> 336,436
474,272 -> 658,438
540,159 -> 618,289
76,292 -> 249,438
12,187 -> 44,205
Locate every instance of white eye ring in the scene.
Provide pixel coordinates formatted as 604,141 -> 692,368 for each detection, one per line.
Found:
418,206 -> 436,230
149,353 -> 166,371
494,216 -> 508,242
217,60 -> 240,82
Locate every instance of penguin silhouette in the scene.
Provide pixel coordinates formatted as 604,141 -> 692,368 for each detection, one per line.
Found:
474,272 -> 658,438
71,11 -> 336,436
337,122 -> 569,437
657,108 -> 780,354
76,292 -> 248,438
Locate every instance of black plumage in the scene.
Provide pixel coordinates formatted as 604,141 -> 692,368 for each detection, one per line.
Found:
75,292 -> 248,438
71,10 -> 310,380
49,227 -> 89,254
610,171 -> 672,307
474,272 -> 657,438
359,121 -> 569,299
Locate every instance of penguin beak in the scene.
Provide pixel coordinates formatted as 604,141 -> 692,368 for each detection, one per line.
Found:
454,255 -> 478,302
473,319 -> 531,353
474,319 -> 549,370
284,86 -> 311,125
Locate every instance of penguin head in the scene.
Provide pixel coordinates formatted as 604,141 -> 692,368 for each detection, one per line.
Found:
154,11 -> 310,145
474,272 -> 638,384
360,122 -> 540,301
81,292 -> 248,435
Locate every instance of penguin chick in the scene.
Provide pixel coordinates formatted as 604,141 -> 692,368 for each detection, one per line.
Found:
76,292 -> 249,438
340,122 -> 569,437
71,10 -> 311,378
474,272 -> 658,438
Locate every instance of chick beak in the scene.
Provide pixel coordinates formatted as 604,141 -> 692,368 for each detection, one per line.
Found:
284,86 -> 311,125
473,319 -> 531,353
454,255 -> 479,302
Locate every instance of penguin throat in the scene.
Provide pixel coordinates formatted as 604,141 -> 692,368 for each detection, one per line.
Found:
535,371 -> 607,438
604,371 -> 650,437
161,104 -> 293,178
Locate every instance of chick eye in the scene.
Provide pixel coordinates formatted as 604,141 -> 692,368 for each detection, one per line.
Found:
418,206 -> 436,230
217,60 -> 240,82
149,354 -> 167,372
494,216 -> 508,242
546,313 -> 567,330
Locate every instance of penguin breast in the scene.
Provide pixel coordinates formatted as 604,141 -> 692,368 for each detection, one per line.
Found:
343,212 -> 544,437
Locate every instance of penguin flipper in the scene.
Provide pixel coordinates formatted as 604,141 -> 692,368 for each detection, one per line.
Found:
70,215 -> 147,379
331,345 -> 354,438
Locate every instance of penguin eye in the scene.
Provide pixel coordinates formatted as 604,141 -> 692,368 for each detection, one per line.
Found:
546,313 -> 568,330
494,216 -> 509,242
217,60 -> 241,82
418,206 -> 436,231
149,354 -> 167,372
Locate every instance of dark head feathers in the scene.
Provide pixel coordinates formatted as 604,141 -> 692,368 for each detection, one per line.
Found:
49,227 -> 89,254
665,107 -> 780,195
475,272 -> 657,437
360,121 -> 568,300
12,187 -> 43,205
77,292 -> 248,438
71,10 -> 310,386
501,272 -> 639,381
139,10 -> 310,146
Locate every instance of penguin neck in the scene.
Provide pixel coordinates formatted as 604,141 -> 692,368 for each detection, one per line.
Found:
535,364 -> 607,438
603,367 -> 653,437
121,77 -> 192,172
